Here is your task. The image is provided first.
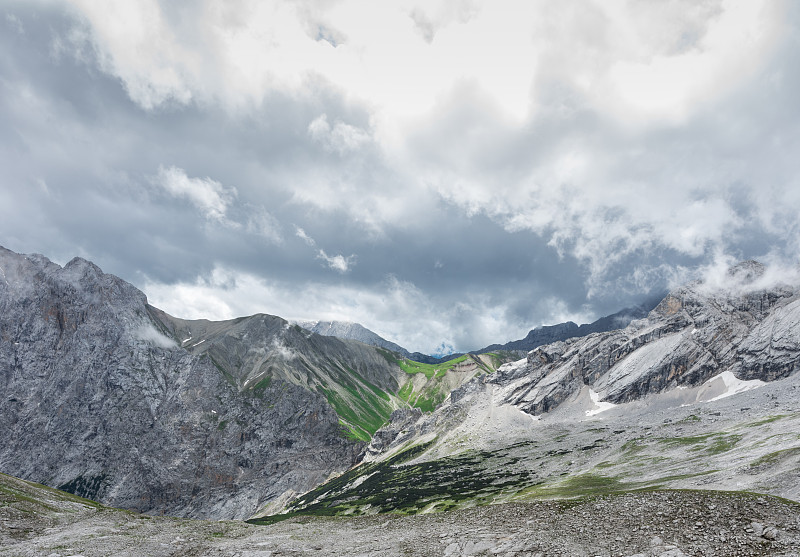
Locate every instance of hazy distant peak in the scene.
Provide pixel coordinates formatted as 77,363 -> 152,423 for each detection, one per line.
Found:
294,319 -> 415,357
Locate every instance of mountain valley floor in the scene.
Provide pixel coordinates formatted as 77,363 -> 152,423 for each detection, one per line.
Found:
4,366 -> 800,556
2,473 -> 800,557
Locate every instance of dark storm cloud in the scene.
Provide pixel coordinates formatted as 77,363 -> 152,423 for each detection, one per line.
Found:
1,1 -> 798,353
402,3 -> 800,310
0,5 -> 356,276
0,3 -> 598,351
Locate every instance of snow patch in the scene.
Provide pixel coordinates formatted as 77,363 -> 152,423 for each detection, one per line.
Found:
134,324 -> 176,348
698,370 -> 766,402
585,389 -> 617,417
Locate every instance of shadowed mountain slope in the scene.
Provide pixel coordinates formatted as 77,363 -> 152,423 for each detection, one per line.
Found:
0,246 -> 510,519
0,246 -> 375,519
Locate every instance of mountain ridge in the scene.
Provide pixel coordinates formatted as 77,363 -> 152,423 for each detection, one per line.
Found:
0,246 -> 375,518
296,320 -> 452,364
4,245 -> 800,532
275,260 -> 800,521
297,296 -> 664,365
0,245 -> 510,518
472,295 -> 664,355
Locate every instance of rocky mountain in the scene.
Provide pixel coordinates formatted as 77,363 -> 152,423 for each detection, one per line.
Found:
148,309 -> 411,444
488,260 -> 799,415
0,246 -> 381,519
296,320 -> 411,358
279,260 -> 800,520
0,246 -> 512,519
296,320 -> 446,364
473,296 -> 662,355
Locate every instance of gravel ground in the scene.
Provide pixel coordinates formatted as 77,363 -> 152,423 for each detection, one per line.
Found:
3,488 -> 799,556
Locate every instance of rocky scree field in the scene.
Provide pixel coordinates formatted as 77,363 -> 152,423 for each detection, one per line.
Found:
2,471 -> 800,556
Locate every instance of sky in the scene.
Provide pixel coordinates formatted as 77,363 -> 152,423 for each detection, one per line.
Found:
1,0 -> 799,355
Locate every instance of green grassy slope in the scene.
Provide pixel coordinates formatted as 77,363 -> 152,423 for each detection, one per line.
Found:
251,409 -> 800,523
150,307 -> 517,443
383,350 -> 515,414
321,352 -> 506,440
0,471 -> 104,524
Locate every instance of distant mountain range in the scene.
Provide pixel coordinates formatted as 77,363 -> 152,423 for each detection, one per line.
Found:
299,296 -> 664,364
295,320 -> 445,364
296,320 -> 410,357
471,296 -> 664,355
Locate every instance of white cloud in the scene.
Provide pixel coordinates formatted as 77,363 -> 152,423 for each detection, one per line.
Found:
68,0 -> 196,109
40,0 -> 800,319
295,226 -> 356,273
155,165 -> 237,222
308,114 -> 371,155
133,323 -> 176,348
245,205 -> 282,243
60,1 -> 731,124
295,226 -> 316,246
64,0 -> 787,147
68,1 -> 792,244
605,1 -> 779,122
316,251 -> 355,273
5,13 -> 24,34
142,267 -> 540,353
270,338 -> 297,360
694,252 -> 800,296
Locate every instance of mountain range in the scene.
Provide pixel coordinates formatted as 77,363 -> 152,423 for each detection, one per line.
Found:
471,296 -> 663,354
0,245 -> 510,518
268,261 -> 800,523
1,246 -> 800,555
298,296 -> 662,364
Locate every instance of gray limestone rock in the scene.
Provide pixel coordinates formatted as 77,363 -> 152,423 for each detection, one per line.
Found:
484,262 -> 800,416
0,246 -> 381,519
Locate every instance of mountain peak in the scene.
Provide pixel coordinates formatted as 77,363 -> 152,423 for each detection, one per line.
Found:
726,259 -> 766,283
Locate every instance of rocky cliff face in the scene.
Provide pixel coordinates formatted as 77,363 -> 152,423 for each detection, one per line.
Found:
488,261 -> 800,416
366,261 -> 800,459
0,246 -> 396,519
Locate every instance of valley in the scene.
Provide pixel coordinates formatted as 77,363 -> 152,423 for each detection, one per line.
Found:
1,246 -> 800,555
3,470 -> 800,556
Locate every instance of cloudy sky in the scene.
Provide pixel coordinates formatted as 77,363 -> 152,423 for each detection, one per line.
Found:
2,0 -> 799,355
